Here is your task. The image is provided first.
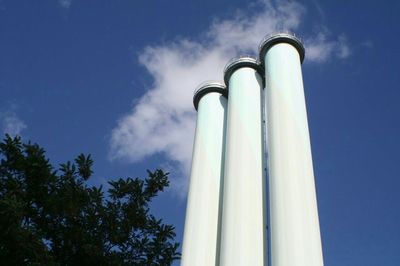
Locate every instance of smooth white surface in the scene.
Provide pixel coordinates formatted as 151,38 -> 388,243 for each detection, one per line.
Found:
181,92 -> 227,266
219,68 -> 266,266
264,43 -> 324,266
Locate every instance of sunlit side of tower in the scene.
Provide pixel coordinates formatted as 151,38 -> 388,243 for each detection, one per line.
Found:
259,33 -> 324,266
218,57 -> 266,266
181,82 -> 228,266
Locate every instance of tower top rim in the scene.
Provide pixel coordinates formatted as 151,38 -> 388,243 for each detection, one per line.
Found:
223,56 -> 264,85
258,33 -> 305,65
193,81 -> 227,111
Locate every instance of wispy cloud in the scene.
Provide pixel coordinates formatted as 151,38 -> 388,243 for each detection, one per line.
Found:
361,40 -> 374,48
58,0 -> 72,9
305,31 -> 351,62
109,0 -> 351,197
1,111 -> 27,137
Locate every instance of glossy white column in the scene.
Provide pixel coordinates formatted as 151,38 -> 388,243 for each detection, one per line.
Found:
259,33 -> 324,266
219,57 -> 266,266
181,82 -> 228,266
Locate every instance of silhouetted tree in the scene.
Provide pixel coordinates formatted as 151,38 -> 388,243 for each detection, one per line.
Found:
0,134 -> 180,265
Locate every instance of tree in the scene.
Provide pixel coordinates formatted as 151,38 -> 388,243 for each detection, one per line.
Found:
0,134 -> 180,265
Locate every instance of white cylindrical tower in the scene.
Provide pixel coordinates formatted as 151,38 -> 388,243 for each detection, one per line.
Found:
259,33 -> 324,266
219,57 -> 266,266
181,82 -> 228,266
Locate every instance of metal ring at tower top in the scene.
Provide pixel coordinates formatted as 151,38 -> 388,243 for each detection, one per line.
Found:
193,81 -> 227,111
223,56 -> 264,86
258,33 -> 305,65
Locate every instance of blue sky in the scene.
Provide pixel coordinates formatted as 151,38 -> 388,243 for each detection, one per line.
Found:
1,0 -> 399,265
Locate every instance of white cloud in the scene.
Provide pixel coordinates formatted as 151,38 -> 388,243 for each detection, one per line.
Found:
58,0 -> 72,9
109,0 -> 351,197
1,111 -> 27,137
337,35 -> 351,58
305,31 -> 351,62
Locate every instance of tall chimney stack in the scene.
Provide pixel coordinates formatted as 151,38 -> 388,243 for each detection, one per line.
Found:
219,57 -> 267,266
181,82 -> 228,266
259,33 -> 324,266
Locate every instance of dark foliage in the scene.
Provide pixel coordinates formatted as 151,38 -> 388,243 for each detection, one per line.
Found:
0,135 -> 180,265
